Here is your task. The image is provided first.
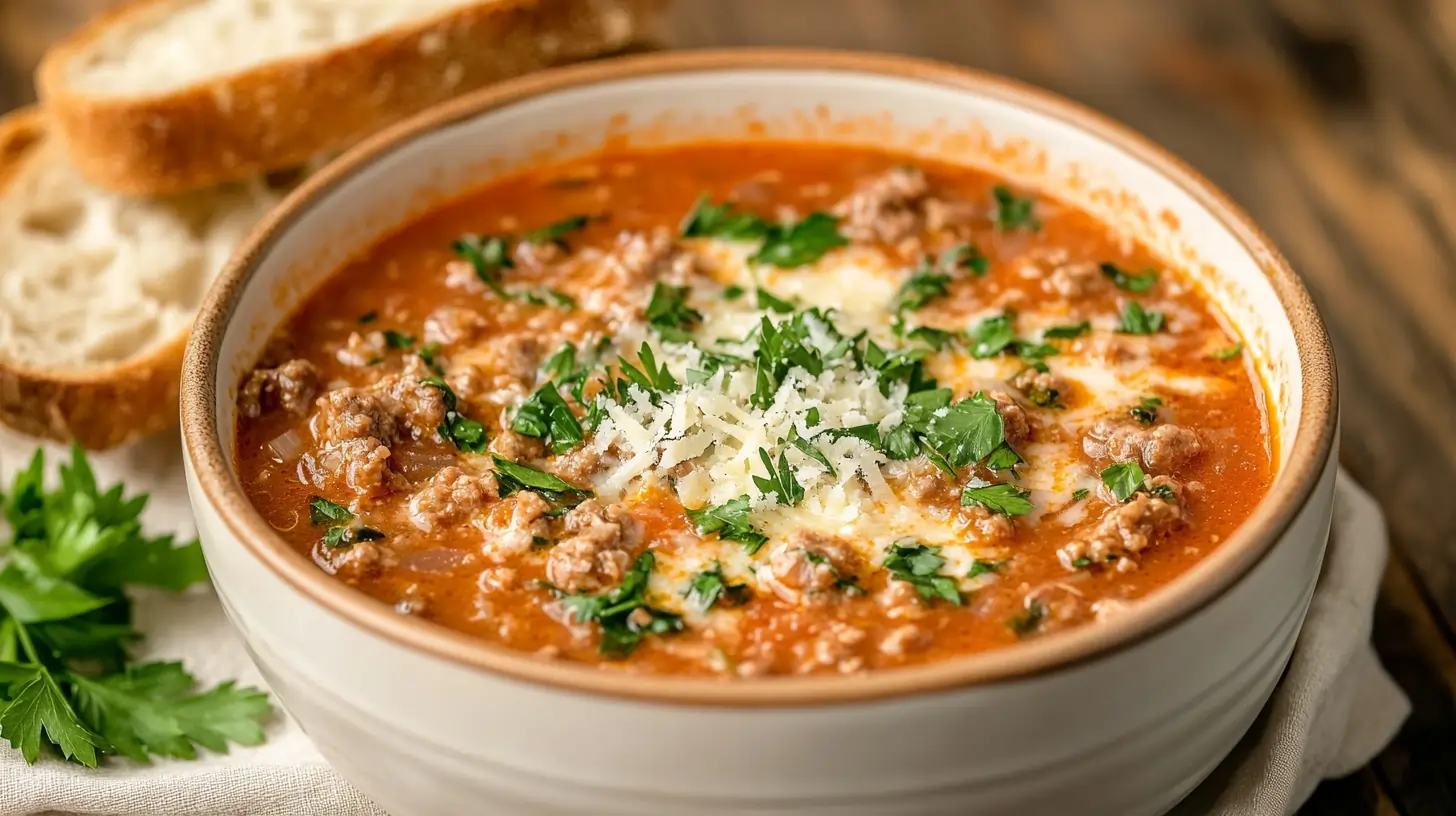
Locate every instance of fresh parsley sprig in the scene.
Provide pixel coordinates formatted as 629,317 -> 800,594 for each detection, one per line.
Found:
0,446 -> 270,768
685,497 -> 769,554
419,377 -> 487,453
883,541 -> 962,606
308,496 -> 384,548
549,552 -> 681,657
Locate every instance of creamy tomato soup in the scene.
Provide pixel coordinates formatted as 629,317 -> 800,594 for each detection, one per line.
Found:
235,143 -> 1272,677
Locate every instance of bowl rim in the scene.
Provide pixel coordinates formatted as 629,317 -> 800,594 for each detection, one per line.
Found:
181,47 -> 1337,707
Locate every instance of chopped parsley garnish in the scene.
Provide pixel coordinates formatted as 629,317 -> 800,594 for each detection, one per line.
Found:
685,496 -> 769,555
383,330 -> 414,350
967,559 -> 1009,579
1018,370 -> 1064,409
756,288 -> 796,314
722,284 -> 746,301
1101,461 -> 1147,502
1071,488 -> 1090,502
550,552 -> 682,658
750,315 -> 825,408
753,449 -> 805,507
451,233 -> 572,309
308,498 -> 384,548
960,478 -> 1034,516
1043,321 -> 1091,339
968,314 -> 1016,358
522,214 -> 590,246
419,376 -> 487,453
941,242 -> 990,276
357,310 -> 378,324
1070,556 -> 1093,569
893,319 -> 957,351
1118,302 -> 1166,334
645,282 -> 703,343
801,549 -> 863,595
685,349 -> 747,385
516,288 -> 576,309
883,541 -> 962,606
862,340 -> 936,397
1100,262 -> 1159,293
686,563 -> 751,611
617,342 -> 680,397
1130,396 -> 1163,426
0,448 -> 275,768
416,342 -> 444,375
1213,342 -> 1244,361
892,270 -> 952,313
991,185 -> 1040,232
512,384 -> 585,454
679,194 -> 770,241
921,392 -> 1005,469
492,456 -> 590,504
365,356 -> 385,366
1008,600 -> 1047,637
750,212 -> 848,268
787,429 -> 835,477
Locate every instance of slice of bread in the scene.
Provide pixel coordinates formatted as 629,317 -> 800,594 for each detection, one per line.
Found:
36,0 -> 667,195
0,107 -> 294,449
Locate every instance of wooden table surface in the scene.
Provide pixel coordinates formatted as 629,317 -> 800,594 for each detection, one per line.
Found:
4,1 -> 1454,813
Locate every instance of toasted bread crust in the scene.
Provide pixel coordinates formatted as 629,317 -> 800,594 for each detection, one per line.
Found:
37,0 -> 667,195
0,108 -> 188,450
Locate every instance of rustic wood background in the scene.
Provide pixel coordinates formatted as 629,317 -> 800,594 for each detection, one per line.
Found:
4,1 -> 1454,814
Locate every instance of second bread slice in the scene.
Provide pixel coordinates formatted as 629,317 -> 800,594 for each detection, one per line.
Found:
37,0 -> 667,195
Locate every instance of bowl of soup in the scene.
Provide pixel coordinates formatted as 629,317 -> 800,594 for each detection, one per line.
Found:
180,49 -> 1337,816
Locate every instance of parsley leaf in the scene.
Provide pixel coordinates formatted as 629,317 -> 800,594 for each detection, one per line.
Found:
685,496 -> 769,554
1009,600 -> 1047,637
307,497 -> 383,548
941,242 -> 990,276
1100,262 -> 1159,293
883,541 -> 962,606
617,343 -> 679,397
968,314 -> 1016,358
680,194 -> 770,241
723,284 -> 746,301
415,342 -> 444,375
1071,488 -> 1091,502
321,526 -> 384,548
1101,461 -> 1147,502
892,270 -> 952,313
522,214 -> 590,246
492,456 -> 590,502
357,311 -> 378,324
1043,321 -> 1091,340
308,496 -> 351,526
69,662 -> 270,762
685,563 -> 750,611
750,212 -> 847,268
0,446 -> 269,768
753,449 -> 805,507
549,552 -> 682,658
1129,396 -> 1163,426
1118,302 -> 1166,335
922,392 -> 1004,469
513,384 -> 585,454
382,330 -> 414,350
756,288 -> 796,314
452,233 -> 514,298
645,283 -> 702,343
991,185 -> 1040,232
419,377 -> 488,453
787,430 -> 835,477
1213,342 -> 1244,361
960,478 -> 1034,516
967,559 -> 1008,579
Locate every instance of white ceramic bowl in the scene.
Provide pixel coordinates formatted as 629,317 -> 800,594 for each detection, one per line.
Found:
181,50 -> 1338,816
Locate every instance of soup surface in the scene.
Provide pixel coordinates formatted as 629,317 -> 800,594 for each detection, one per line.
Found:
235,142 -> 1272,677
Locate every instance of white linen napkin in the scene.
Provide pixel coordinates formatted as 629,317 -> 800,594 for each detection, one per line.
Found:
0,430 -> 1408,816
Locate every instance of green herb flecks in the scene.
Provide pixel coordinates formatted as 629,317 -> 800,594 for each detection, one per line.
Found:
1212,342 -> 1244,361
419,377 -> 487,453
967,559 -> 1009,579
645,282 -> 703,343
1042,322 -> 1091,340
1118,302 -> 1166,335
1100,262 -> 1158,293
549,552 -> 682,658
382,330 -> 414,350
512,384 -> 585,454
960,478 -> 1034,516
685,496 -> 769,555
750,213 -> 848,268
1129,396 -> 1163,426
1009,600 -> 1047,637
991,185 -> 1040,232
492,456 -> 591,504
1101,461 -> 1147,502
522,214 -> 590,247
883,541 -> 962,606
685,562 -> 751,611
680,195 -> 770,241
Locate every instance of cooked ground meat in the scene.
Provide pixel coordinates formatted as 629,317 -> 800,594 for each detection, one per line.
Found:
335,331 -> 386,368
307,437 -> 393,500
544,499 -> 643,593
833,166 -> 977,249
549,444 -> 610,484
889,458 -> 953,503
483,492 -> 552,562
513,239 -> 565,270
958,505 -> 1016,541
408,466 -> 499,532
315,540 -> 387,583
490,426 -> 547,462
879,623 -> 930,657
759,531 -> 859,605
239,359 -> 319,418
877,579 -> 927,621
423,306 -> 487,347
605,227 -> 700,286
312,357 -> 448,447
1010,368 -> 1070,407
1084,419 -> 1202,473
477,333 -> 544,390
1058,480 -> 1185,570
443,259 -> 485,293
793,620 -> 867,674
1043,261 -> 1102,298
991,391 -> 1032,447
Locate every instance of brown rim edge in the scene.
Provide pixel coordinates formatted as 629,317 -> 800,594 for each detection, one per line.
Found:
180,48 -> 1337,708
